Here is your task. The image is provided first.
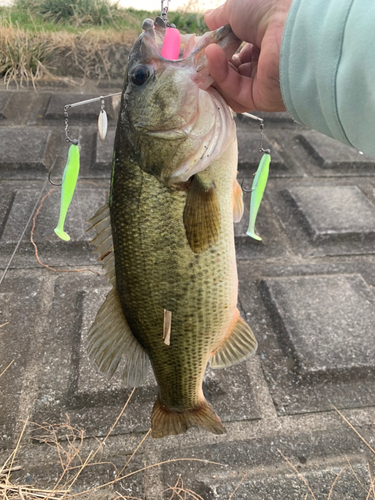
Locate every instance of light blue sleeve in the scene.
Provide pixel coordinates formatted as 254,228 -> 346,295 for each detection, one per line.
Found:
280,0 -> 375,158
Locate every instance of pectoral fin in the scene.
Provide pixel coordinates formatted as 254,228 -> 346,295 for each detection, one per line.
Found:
183,175 -> 220,254
210,310 -> 257,368
232,179 -> 244,222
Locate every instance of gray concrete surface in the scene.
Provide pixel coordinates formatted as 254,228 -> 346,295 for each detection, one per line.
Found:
1,82 -> 375,499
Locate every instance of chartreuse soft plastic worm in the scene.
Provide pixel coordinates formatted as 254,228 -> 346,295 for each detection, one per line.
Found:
54,140 -> 80,241
246,151 -> 271,241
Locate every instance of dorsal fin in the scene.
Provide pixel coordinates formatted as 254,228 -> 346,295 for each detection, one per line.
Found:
210,310 -> 257,368
183,175 -> 220,253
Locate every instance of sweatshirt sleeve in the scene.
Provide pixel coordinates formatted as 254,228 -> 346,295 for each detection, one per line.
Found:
280,0 -> 375,158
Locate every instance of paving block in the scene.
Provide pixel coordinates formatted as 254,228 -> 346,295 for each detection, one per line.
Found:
268,182 -> 375,256
297,131 -> 375,170
93,129 -> 116,170
285,186 -> 375,242
0,128 -> 55,173
45,93 -> 116,121
0,182 -> 108,268
160,428 -> 372,500
237,129 -> 284,172
234,190 -> 288,260
261,274 -> 375,375
0,189 -> 16,239
0,123 -> 101,180
0,271 -> 42,449
198,461 -> 369,500
34,274 -> 260,437
7,440 -> 144,498
238,262 -> 375,416
0,92 -> 12,119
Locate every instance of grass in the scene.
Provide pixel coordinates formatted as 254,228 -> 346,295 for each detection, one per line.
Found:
0,383 -> 224,499
1,326 -> 375,498
0,1 -> 207,85
0,17 -> 55,87
2,400 -> 375,499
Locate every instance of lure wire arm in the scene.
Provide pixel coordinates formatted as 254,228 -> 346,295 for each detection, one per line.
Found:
64,92 -> 121,110
242,112 -> 264,123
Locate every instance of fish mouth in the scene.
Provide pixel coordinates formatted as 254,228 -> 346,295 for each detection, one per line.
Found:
145,129 -> 187,140
134,125 -> 187,141
130,19 -> 241,77
134,108 -> 198,141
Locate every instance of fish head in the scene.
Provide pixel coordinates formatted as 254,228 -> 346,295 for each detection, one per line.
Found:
121,19 -> 241,185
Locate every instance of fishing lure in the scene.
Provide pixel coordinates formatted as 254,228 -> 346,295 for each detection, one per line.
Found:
98,97 -> 108,142
246,151 -> 271,241
161,26 -> 181,60
54,140 -> 80,241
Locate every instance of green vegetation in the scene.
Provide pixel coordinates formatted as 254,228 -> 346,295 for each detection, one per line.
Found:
1,0 -> 207,32
0,0 -> 207,86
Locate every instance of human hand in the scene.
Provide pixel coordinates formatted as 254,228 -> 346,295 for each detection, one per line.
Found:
204,0 -> 293,113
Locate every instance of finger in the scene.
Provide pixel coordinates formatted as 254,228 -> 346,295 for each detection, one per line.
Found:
238,61 -> 258,79
231,54 -> 242,69
231,44 -> 258,69
206,44 -> 256,110
210,82 -> 253,113
220,96 -> 253,114
237,43 -> 254,65
204,3 -> 228,31
250,45 -> 260,62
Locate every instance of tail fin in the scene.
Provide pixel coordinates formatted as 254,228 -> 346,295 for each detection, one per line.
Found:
151,398 -> 226,438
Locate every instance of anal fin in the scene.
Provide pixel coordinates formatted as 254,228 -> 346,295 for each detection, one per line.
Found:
183,175 -> 220,254
87,288 -> 150,386
210,310 -> 257,368
151,397 -> 226,438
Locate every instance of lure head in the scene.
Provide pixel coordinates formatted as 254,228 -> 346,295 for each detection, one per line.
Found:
118,19 -> 241,185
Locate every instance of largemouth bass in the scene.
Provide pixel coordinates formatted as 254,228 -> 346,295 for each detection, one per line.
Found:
87,18 -> 258,438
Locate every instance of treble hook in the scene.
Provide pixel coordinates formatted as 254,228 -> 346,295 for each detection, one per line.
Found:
48,155 -> 62,186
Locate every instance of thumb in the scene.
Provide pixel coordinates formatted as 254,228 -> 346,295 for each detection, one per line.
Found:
204,4 -> 228,31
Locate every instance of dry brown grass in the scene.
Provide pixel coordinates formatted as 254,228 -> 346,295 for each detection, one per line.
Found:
0,18 -> 136,87
2,346 -> 375,499
0,22 -> 55,87
278,408 -> 375,500
0,381 -> 225,500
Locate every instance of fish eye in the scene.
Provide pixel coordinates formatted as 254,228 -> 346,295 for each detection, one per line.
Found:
131,65 -> 151,86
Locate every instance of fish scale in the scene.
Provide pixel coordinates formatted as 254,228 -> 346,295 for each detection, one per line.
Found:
111,139 -> 238,411
87,22 -> 257,438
